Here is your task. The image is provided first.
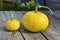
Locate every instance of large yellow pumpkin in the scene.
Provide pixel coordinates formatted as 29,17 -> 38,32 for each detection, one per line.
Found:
22,11 -> 49,32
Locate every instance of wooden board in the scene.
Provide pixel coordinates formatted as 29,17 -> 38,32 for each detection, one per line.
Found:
53,11 -> 60,20
12,11 -> 46,40
46,3 -> 60,10
0,11 -> 12,40
2,11 -> 24,40
1,11 -> 60,40
41,11 -> 60,40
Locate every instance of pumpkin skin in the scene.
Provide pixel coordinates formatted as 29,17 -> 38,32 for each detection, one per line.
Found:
5,19 -> 20,31
22,11 -> 49,32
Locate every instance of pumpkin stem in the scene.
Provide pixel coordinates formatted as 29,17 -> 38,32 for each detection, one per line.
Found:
9,11 -> 14,20
40,6 -> 53,14
35,6 -> 38,13
35,4 -> 54,14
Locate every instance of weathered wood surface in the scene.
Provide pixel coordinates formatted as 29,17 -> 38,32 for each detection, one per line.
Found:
0,11 -> 12,40
53,11 -> 60,20
12,11 -> 46,40
0,11 -> 24,40
12,11 -> 60,40
0,11 -> 60,40
41,11 -> 60,40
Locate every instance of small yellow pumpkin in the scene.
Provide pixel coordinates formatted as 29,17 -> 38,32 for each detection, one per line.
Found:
5,11 -> 20,31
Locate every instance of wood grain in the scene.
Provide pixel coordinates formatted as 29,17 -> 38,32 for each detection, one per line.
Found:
0,11 -> 24,40
0,11 -> 60,40
13,11 -> 46,40
41,11 -> 60,40
0,11 -> 12,40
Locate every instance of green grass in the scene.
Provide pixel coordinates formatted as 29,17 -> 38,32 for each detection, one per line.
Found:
3,3 -> 16,10
0,3 -> 35,11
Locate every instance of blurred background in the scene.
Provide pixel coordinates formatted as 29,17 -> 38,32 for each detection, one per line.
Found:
0,0 -> 60,11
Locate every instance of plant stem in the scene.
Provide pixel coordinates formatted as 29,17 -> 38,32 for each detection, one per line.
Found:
35,4 -> 53,14
9,11 -> 14,20
40,6 -> 53,14
35,6 -> 38,13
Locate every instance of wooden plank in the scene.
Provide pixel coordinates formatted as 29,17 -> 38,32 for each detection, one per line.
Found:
53,11 -> 60,20
3,11 -> 24,40
0,11 -> 8,31
41,11 -> 60,40
3,11 -> 10,19
13,11 -> 46,40
0,11 -> 13,40
46,3 -> 60,10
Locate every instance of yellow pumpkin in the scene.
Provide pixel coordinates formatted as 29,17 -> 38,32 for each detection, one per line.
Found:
5,11 -> 20,31
22,11 -> 49,32
5,19 -> 20,31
